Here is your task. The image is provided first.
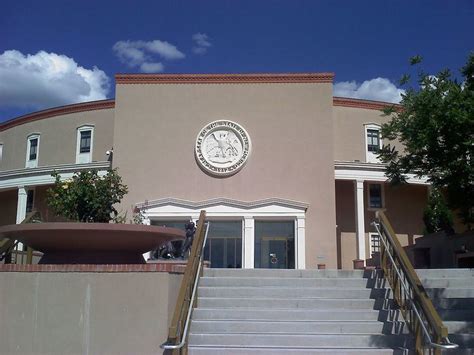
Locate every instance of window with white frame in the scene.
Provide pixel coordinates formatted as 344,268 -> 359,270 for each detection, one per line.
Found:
25,134 -> 40,168
368,182 -> 384,209
369,232 -> 381,255
76,125 -> 94,164
365,124 -> 382,163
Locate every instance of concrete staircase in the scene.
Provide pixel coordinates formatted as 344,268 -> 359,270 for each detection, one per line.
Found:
188,269 -> 413,354
416,268 -> 474,354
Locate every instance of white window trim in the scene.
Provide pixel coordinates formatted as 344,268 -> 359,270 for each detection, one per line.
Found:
25,133 -> 40,168
367,181 -> 385,211
76,125 -> 94,164
140,200 -> 306,269
364,123 -> 382,163
368,232 -> 381,256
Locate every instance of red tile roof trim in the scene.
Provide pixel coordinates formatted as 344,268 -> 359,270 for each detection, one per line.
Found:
0,262 -> 187,273
0,99 -> 115,132
333,97 -> 401,111
115,72 -> 335,84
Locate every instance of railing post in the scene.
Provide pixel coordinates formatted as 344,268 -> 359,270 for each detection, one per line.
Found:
373,211 -> 457,353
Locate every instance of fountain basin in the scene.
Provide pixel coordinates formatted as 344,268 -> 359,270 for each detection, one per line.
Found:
0,223 -> 185,264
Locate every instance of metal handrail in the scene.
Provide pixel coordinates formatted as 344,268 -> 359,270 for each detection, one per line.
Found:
1,210 -> 41,264
373,211 -> 457,353
160,210 -> 209,353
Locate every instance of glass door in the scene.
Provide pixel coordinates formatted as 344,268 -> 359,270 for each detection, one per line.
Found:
255,221 -> 295,269
204,221 -> 242,268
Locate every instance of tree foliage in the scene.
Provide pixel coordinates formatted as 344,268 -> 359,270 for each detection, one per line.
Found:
423,188 -> 454,234
47,169 -> 128,223
379,54 -> 474,228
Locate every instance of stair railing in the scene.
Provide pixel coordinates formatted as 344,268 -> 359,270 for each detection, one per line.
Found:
1,210 -> 42,264
372,211 -> 457,354
161,210 -> 209,354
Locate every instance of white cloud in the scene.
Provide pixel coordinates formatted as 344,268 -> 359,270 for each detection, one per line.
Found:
0,50 -> 110,110
113,39 -> 185,73
144,40 -> 185,60
140,62 -> 164,73
192,33 -> 212,55
333,77 -> 404,103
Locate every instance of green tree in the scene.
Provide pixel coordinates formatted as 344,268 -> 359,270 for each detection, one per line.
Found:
379,54 -> 474,229
423,188 -> 454,234
47,169 -> 128,223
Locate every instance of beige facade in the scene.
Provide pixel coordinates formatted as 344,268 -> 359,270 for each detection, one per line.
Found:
0,73 -> 430,269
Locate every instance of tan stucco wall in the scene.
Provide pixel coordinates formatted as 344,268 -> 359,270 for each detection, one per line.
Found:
0,189 -> 17,226
0,271 -> 182,355
0,109 -> 114,171
113,82 -> 337,268
336,180 -> 427,269
333,106 -> 400,162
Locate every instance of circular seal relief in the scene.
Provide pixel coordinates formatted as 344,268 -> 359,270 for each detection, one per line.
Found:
195,120 -> 251,177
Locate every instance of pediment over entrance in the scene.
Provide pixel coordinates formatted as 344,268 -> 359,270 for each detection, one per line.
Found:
136,197 -> 308,216
136,197 -> 308,269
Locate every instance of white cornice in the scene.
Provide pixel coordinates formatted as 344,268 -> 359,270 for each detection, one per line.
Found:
135,197 -> 309,211
334,161 -> 429,185
0,161 -> 110,190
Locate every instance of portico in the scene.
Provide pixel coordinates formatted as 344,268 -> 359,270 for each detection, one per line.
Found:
137,198 -> 307,269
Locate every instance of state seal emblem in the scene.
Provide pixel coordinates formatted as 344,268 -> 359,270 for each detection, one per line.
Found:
195,120 -> 251,177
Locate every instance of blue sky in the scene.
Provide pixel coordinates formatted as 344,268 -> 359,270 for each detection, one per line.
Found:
1,0 -> 473,122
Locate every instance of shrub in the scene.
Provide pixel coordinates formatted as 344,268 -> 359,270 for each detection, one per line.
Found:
47,169 -> 128,223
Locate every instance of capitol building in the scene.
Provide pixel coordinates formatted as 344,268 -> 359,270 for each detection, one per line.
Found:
0,73 -> 429,269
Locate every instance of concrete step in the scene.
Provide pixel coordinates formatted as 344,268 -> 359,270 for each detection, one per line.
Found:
203,269 -> 374,278
197,297 -> 379,310
426,288 -> 474,299
444,321 -> 474,333
415,269 -> 474,279
448,333 -> 474,348
190,320 -> 389,334
440,350 -> 474,355
188,347 -> 412,354
192,308 -> 383,321
200,276 -> 373,288
437,309 -> 474,321
420,278 -> 474,289
198,286 -> 386,299
433,298 -> 474,310
188,333 -> 413,348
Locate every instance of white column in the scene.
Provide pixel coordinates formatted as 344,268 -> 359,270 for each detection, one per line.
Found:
16,186 -> 27,224
296,216 -> 306,269
243,217 -> 255,269
354,180 -> 366,264
142,214 -> 151,261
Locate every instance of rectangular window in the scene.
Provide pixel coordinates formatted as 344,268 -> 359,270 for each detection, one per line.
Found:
26,135 -> 40,168
369,183 -> 383,209
26,190 -> 35,213
80,130 -> 92,153
204,221 -> 242,269
370,233 -> 381,255
367,129 -> 380,152
29,138 -> 38,160
255,220 -> 295,269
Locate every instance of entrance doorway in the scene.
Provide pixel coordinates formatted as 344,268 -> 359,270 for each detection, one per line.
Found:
255,221 -> 295,269
204,221 -> 242,268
